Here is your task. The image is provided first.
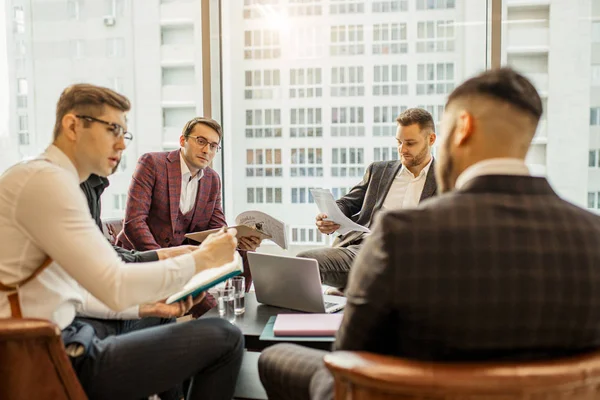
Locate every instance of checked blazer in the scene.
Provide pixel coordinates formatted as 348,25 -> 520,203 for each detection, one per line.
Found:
116,150 -> 226,251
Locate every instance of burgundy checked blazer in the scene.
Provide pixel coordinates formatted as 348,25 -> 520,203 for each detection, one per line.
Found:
116,150 -> 227,251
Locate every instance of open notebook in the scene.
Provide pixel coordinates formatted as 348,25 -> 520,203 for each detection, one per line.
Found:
165,252 -> 243,304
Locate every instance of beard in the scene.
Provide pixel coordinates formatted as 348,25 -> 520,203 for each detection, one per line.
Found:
402,143 -> 430,168
435,127 -> 456,194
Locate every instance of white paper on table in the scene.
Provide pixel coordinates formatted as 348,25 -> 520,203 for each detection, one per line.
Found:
309,188 -> 371,236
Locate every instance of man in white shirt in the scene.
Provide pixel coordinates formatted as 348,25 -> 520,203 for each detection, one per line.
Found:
298,108 -> 438,290
0,84 -> 244,400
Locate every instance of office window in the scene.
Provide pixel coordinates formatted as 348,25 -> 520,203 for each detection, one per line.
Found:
416,0 -> 455,10
67,0 -> 80,20
245,69 -> 281,99
330,25 -> 364,56
107,38 -> 125,58
243,0 -> 279,19
373,65 -> 408,96
16,78 -> 27,109
593,22 -> 600,43
331,187 -> 350,199
331,66 -> 365,96
247,187 -> 282,203
417,104 -> 445,124
331,107 -> 365,136
291,148 -> 323,177
290,28 -> 324,59
244,30 -> 281,59
374,147 -> 399,162
288,0 -> 322,16
590,150 -> 598,167
290,226 -> 325,244
330,0 -> 364,14
331,147 -> 364,177
18,115 -> 28,132
372,0 -> 408,12
246,148 -> 283,177
290,108 -> 322,137
113,194 -> 127,211
373,106 -> 406,136
417,20 -> 455,53
290,68 -> 322,98
417,63 -> 455,95
291,187 -> 316,203
592,65 -> 600,86
591,107 -> 600,126
589,192 -> 597,209
14,6 -> 25,34
373,23 -> 407,54
245,109 -> 282,138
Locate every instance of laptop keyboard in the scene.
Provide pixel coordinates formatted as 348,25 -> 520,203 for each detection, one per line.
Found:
324,301 -> 338,309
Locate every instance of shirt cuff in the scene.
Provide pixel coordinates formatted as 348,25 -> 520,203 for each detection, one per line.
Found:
170,253 -> 196,285
119,305 -> 141,319
138,250 -> 159,263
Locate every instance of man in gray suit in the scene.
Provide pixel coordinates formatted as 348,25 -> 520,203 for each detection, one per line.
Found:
259,68 -> 600,400
298,108 -> 438,290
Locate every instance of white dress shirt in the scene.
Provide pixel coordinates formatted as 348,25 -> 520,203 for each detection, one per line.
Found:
381,158 -> 433,211
0,145 -> 195,329
180,152 -> 204,215
455,158 -> 530,190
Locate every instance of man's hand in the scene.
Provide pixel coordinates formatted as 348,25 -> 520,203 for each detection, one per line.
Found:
191,227 -> 238,273
139,293 -> 206,318
156,245 -> 198,260
315,213 -> 341,235
238,236 -> 261,251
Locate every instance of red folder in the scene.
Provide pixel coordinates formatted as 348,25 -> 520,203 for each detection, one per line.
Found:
273,314 -> 344,337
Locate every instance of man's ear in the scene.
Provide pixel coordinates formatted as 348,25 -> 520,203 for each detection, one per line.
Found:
179,135 -> 186,148
454,111 -> 474,147
61,114 -> 78,141
428,133 -> 437,146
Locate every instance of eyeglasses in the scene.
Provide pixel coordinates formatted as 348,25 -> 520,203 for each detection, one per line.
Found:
187,135 -> 221,153
76,115 -> 133,144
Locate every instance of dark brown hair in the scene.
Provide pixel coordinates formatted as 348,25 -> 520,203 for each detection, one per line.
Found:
53,83 -> 130,140
182,117 -> 223,141
446,67 -> 543,121
396,108 -> 436,133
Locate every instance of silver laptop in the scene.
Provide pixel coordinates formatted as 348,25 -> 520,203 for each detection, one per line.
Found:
247,252 -> 346,313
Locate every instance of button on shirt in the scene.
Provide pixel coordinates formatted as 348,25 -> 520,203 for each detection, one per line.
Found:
381,158 -> 433,211
179,152 -> 204,215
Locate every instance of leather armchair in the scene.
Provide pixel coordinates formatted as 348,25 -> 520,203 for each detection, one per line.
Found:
0,318 -> 87,400
102,218 -> 124,245
324,350 -> 600,399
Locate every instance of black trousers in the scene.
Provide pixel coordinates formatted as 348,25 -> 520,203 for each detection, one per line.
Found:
296,244 -> 362,289
64,317 -> 244,400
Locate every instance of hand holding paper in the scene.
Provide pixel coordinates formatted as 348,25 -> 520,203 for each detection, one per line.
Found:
191,227 -> 238,274
309,189 -> 370,236
315,213 -> 341,234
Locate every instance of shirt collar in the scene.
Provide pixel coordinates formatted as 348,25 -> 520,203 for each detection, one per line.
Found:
43,145 -> 80,181
179,151 -> 204,181
455,158 -> 530,190
400,156 -> 433,179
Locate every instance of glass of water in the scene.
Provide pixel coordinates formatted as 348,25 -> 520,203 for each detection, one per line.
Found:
231,276 -> 245,315
217,286 -> 236,323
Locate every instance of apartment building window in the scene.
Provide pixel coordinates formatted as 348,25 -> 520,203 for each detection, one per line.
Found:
373,106 -> 406,136
291,187 -> 316,204
372,0 -> 407,12
331,107 -> 365,136
246,109 -> 282,138
290,108 -> 322,138
244,30 -> 281,59
290,68 -> 322,98
330,0 -> 364,14
245,69 -> 281,99
67,0 -> 80,20
14,6 -> 25,34
246,149 -> 283,177
332,147 -> 364,177
16,41 -> 26,56
290,226 -> 325,245
373,23 -> 407,55
291,148 -> 323,177
417,63 -> 455,95
243,0 -> 279,19
107,38 -> 125,58
71,40 -> 84,58
291,28 -> 324,59
416,0 -> 455,10
417,104 -> 445,123
593,22 -> 600,43
417,20 -> 455,53
591,150 -> 599,167
247,187 -> 282,204
113,194 -> 127,211
589,192 -> 597,209
330,25 -> 364,56
17,115 -> 29,145
373,65 -> 408,96
592,65 -> 600,86
288,0 -> 322,16
331,66 -> 365,96
332,187 -> 350,199
16,78 -> 27,109
591,107 -> 600,126
374,147 -> 399,162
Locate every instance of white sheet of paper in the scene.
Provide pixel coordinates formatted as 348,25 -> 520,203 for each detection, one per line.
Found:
309,188 -> 370,235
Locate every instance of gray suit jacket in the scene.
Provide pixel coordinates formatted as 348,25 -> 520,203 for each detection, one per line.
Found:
333,159 -> 437,247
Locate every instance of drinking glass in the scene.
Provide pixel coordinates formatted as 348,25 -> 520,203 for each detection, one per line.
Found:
231,276 -> 245,315
217,286 -> 236,323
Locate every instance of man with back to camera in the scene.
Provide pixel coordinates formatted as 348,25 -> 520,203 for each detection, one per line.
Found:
297,108 -> 438,291
258,67 -> 600,400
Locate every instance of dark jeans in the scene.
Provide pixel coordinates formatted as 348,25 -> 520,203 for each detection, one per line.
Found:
296,244 -> 362,289
64,317 -> 244,400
